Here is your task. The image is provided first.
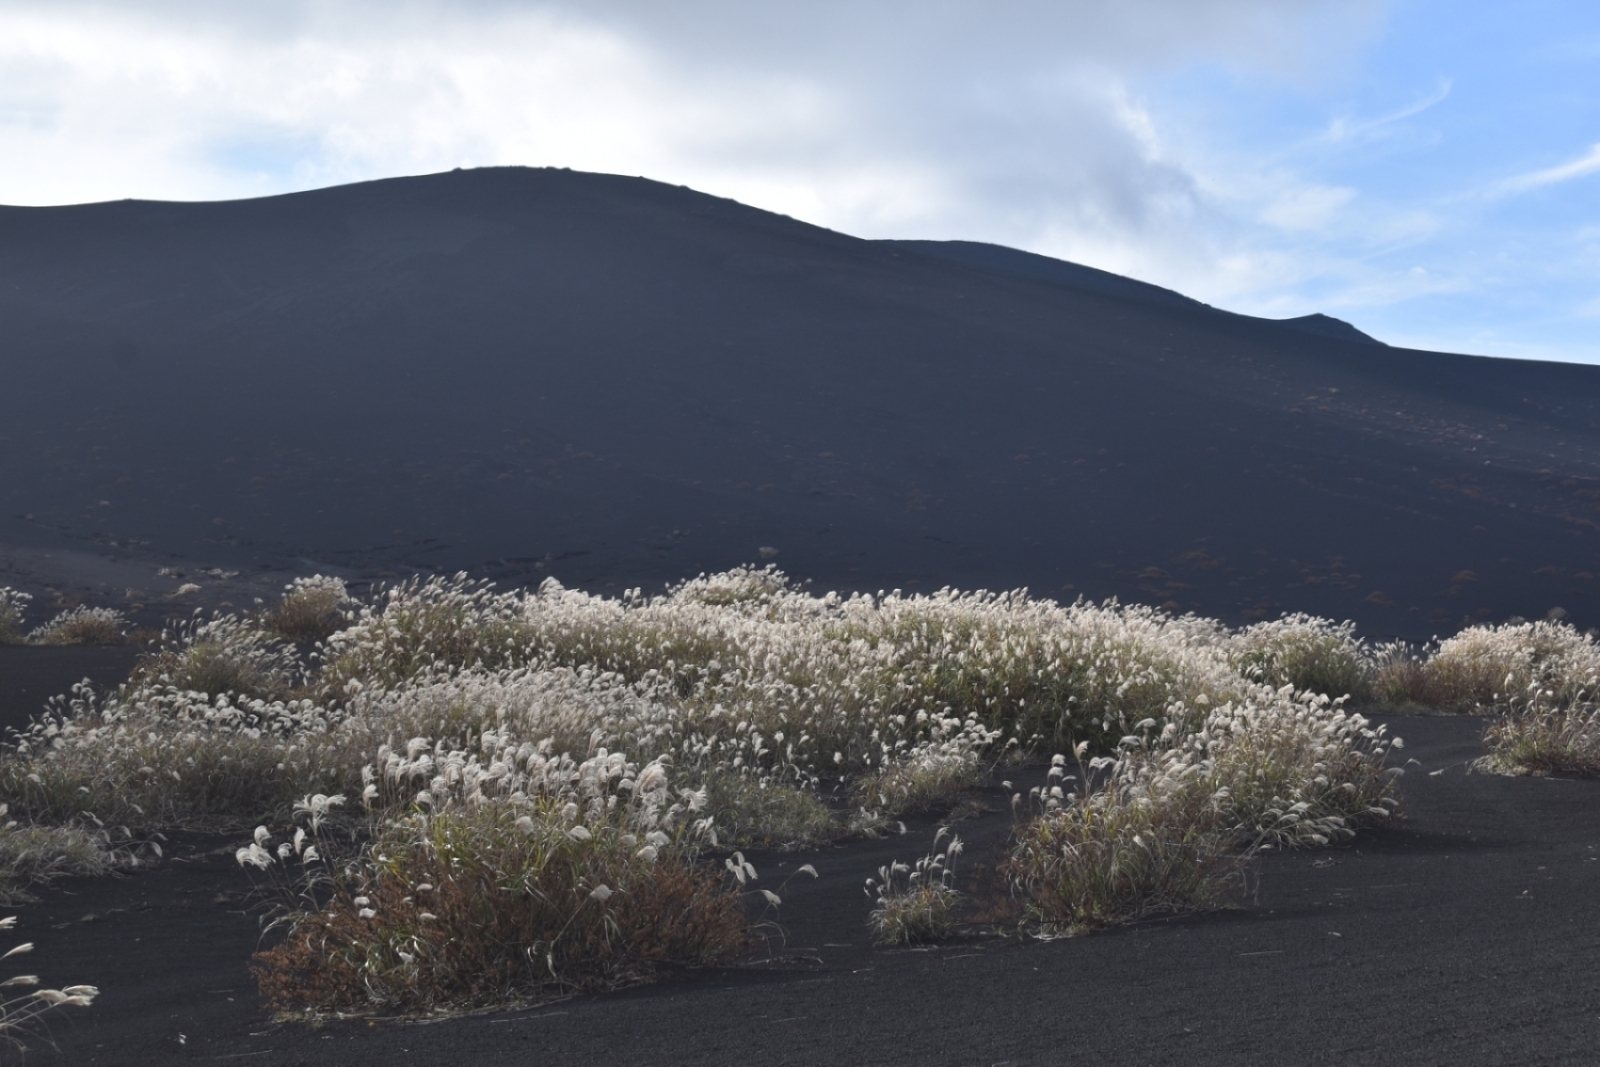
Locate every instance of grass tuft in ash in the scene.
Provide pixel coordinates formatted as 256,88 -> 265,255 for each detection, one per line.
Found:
0,590 -> 129,646
1375,619 -> 1600,712
244,755 -> 750,1014
0,590 -> 31,645
258,576 -> 352,644
1006,750 -> 1243,934
1368,618 -> 1600,776
1478,682 -> 1600,777
27,607 -> 128,647
1227,615 -> 1372,702
866,827 -> 964,945
1004,694 -> 1398,935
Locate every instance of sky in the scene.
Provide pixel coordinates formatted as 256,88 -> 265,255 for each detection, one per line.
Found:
1,1 -> 1597,363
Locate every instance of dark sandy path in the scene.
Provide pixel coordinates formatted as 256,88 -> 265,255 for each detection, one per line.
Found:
3,650 -> 1596,1066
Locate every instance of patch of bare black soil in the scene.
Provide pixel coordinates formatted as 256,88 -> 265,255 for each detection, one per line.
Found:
2,654 -> 1594,1067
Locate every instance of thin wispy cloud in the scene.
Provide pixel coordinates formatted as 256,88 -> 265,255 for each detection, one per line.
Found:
1497,142 -> 1600,195
1316,77 -> 1452,146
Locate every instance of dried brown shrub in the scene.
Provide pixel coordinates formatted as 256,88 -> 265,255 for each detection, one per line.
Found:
252,852 -> 749,1014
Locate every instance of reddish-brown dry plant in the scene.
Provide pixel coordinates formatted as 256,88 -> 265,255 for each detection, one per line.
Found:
253,846 -> 748,1013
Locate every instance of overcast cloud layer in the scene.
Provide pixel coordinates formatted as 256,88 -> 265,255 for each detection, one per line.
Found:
1,1 -> 1596,362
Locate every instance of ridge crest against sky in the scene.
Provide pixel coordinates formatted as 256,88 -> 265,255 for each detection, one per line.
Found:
0,1 -> 1595,363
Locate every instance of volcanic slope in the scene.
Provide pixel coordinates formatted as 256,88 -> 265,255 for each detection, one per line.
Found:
4,166 -> 1600,636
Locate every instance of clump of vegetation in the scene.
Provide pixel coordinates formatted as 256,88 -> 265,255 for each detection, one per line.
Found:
27,606 -> 128,647
27,604 -> 126,646
133,614 -> 301,702
0,588 -> 130,646
853,726 -> 997,815
317,575 -> 540,695
0,803 -> 147,904
1228,614 -> 1371,702
1004,692 -> 1399,934
1478,680 -> 1600,777
866,828 -> 964,945
699,771 -> 843,849
1186,691 -> 1401,847
0,566 -> 1415,1011
0,590 -> 30,645
0,916 -> 98,1054
259,576 -> 352,644
1375,620 -> 1600,712
1006,753 -> 1242,934
243,757 -> 750,1013
1359,618 -> 1600,776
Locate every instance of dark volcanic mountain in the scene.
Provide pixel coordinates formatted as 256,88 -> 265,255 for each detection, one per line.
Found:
4,166 -> 1600,637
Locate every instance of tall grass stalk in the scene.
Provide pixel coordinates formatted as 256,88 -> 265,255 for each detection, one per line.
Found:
0,916 -> 97,1053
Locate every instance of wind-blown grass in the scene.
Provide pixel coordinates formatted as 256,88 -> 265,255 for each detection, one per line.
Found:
245,757 -> 749,1013
0,591 -> 31,646
0,566 -> 1413,1009
1003,692 -> 1399,934
0,589 -> 128,646
867,828 -> 964,945
259,576 -> 351,644
0,916 -> 97,1053
1227,615 -> 1372,702
28,607 -> 128,647
1366,618 -> 1600,775
0,813 -> 125,905
1375,620 -> 1600,713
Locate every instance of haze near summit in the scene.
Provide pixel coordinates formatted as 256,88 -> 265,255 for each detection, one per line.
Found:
1,0 -> 1597,364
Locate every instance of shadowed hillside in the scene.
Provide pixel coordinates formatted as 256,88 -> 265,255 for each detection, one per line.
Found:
4,166 -> 1600,637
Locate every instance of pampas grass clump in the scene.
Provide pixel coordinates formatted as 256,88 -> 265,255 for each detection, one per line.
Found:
1478,680 -> 1600,777
1004,689 -> 1399,934
1006,753 -> 1243,934
0,566 -> 1417,1005
0,590 -> 30,645
135,614 -> 301,702
1375,620 -> 1600,712
0,803 -> 132,904
244,754 -> 749,1013
867,829 -> 963,945
27,606 -> 127,646
1228,615 -> 1371,701
1361,618 -> 1600,775
259,576 -> 351,644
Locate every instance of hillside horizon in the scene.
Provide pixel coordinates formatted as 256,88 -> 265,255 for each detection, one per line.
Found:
5,165 -> 1600,638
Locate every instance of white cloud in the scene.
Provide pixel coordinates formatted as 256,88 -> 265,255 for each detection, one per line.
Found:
0,2 -> 1378,203
1314,76 -> 1451,145
0,0 -> 1404,319
1498,142 -> 1600,194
